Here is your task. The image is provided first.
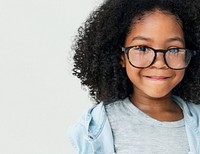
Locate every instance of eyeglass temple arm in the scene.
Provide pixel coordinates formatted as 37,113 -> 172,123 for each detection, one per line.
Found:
193,50 -> 197,56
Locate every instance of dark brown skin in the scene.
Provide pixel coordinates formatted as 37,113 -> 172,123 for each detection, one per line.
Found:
130,93 -> 183,122
122,10 -> 185,121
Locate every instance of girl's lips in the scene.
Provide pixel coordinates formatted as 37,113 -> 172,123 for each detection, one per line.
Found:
144,76 -> 171,80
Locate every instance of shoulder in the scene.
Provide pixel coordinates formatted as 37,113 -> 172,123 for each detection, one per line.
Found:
67,98 -> 126,140
105,98 -> 130,110
173,95 -> 200,129
68,102 -> 116,153
68,102 -> 105,135
105,98 -> 131,116
173,95 -> 200,113
67,103 -> 105,152
67,102 -> 107,141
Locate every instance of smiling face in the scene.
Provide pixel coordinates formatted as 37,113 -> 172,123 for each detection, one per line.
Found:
123,10 -> 185,99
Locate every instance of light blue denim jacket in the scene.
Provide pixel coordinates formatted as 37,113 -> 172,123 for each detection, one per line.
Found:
68,96 -> 200,154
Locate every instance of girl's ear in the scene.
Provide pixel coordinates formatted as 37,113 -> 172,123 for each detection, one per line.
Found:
120,53 -> 126,68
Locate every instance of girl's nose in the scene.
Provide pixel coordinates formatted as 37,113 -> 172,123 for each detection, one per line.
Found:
151,53 -> 168,69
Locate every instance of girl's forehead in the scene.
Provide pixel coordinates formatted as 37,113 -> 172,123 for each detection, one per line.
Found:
125,10 -> 185,46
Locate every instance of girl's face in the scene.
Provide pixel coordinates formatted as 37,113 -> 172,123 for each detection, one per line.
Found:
122,10 -> 185,98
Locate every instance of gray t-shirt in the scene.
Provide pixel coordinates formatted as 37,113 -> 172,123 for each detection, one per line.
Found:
105,98 -> 189,154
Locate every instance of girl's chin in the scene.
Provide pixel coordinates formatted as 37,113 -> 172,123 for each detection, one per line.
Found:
133,90 -> 172,99
143,92 -> 171,99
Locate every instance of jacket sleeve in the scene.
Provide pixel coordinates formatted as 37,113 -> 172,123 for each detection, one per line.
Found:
67,106 -> 95,154
68,122 -> 93,154
67,103 -> 115,154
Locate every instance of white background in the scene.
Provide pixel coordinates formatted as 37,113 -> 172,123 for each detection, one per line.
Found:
0,0 -> 103,153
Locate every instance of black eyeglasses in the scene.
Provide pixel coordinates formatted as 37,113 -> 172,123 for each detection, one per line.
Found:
122,46 -> 196,70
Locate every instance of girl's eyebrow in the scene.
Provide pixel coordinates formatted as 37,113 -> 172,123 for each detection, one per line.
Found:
131,36 -> 185,44
131,36 -> 152,42
166,37 -> 185,44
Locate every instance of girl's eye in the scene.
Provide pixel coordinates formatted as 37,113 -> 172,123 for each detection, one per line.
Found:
168,48 -> 180,53
134,46 -> 150,52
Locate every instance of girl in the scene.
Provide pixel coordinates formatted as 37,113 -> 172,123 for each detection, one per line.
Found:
68,0 -> 200,153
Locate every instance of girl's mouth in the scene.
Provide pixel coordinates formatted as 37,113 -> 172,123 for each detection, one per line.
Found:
144,76 -> 171,81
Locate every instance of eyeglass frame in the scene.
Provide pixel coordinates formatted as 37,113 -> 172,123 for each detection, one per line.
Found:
122,46 -> 196,70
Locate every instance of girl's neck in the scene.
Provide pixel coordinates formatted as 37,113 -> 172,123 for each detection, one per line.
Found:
130,93 -> 183,122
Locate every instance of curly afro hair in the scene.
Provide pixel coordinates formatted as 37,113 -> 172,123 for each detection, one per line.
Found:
72,0 -> 200,103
